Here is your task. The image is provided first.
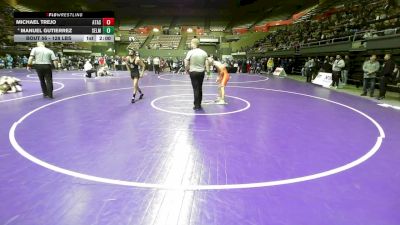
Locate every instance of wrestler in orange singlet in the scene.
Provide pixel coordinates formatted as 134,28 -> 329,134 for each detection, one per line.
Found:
209,58 -> 230,104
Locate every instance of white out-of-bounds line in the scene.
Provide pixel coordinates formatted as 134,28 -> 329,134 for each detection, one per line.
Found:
9,85 -> 386,190
378,103 -> 400,111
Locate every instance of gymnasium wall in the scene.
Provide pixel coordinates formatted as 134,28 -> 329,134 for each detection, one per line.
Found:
115,43 -> 129,55
101,31 -> 269,57
114,43 -> 217,58
136,49 -> 188,58
247,35 -> 400,58
200,45 -> 217,56
113,31 -> 267,57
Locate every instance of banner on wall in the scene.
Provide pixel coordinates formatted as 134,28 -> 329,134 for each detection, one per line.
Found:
63,49 -> 92,53
231,52 -> 246,56
312,72 -> 332,88
199,37 -> 219,43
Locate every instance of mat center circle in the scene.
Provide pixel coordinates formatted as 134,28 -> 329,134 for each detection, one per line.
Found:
151,94 -> 251,116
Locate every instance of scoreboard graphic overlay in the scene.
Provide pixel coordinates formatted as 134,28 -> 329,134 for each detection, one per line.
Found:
14,12 -> 115,42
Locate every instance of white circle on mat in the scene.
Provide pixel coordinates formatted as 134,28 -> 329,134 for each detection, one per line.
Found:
9,85 -> 385,190
158,74 -> 269,84
0,80 -> 65,103
151,94 -> 251,116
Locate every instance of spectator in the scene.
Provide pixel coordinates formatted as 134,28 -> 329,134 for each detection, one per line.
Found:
377,54 -> 396,100
302,59 -> 309,77
22,56 -> 28,67
242,59 -> 248,73
361,54 -> 380,97
323,56 -> 334,73
331,55 -> 345,88
99,56 -> 105,67
0,57 -> 5,69
114,58 -> 120,71
342,55 -> 350,85
314,57 -> 322,75
93,57 -> 99,70
267,58 -> 274,74
307,57 -> 315,83
153,56 -> 160,74
287,58 -> 294,74
255,61 -> 261,74
246,0 -> 400,53
238,59 -> 243,73
167,57 -> 173,71
393,64 -> 399,84
146,57 -> 152,71
6,54 -> 13,69
246,59 -> 251,73
160,58 -> 166,72
106,56 -> 112,70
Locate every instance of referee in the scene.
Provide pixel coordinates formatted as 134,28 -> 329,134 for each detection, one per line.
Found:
27,42 -> 58,99
184,38 -> 209,110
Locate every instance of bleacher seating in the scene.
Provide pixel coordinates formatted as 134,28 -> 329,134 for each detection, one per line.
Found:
126,34 -> 149,49
148,35 -> 181,50
185,34 -> 218,49
247,0 -> 400,53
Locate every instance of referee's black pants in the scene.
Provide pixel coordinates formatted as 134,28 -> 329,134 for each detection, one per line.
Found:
189,71 -> 205,108
86,69 -> 97,78
35,64 -> 53,98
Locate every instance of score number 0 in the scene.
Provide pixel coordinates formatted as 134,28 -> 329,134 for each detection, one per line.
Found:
102,18 -> 115,26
